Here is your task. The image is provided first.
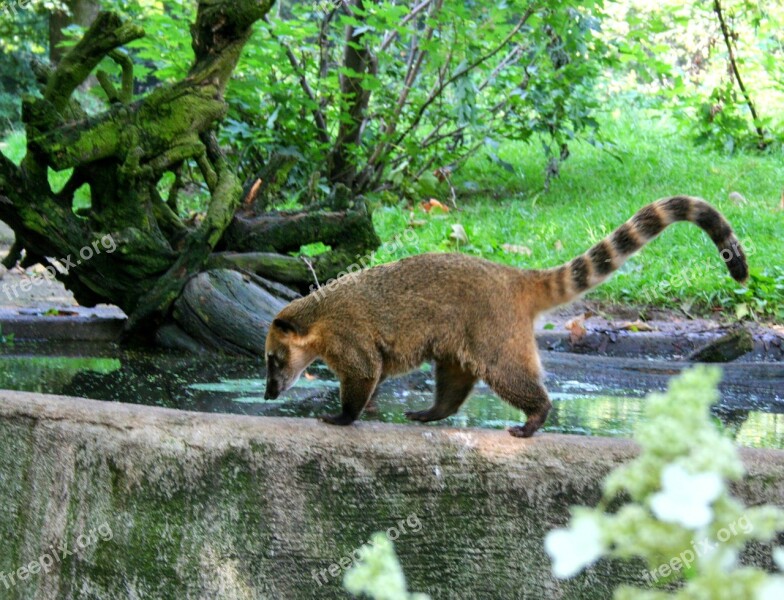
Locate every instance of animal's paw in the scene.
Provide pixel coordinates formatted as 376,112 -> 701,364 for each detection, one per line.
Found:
508,424 -> 536,438
318,413 -> 355,426
404,409 -> 440,422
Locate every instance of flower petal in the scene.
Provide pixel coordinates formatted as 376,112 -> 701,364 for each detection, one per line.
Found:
545,514 -> 605,579
650,465 -> 723,529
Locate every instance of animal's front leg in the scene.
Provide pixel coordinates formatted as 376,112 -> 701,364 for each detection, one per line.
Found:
319,377 -> 378,426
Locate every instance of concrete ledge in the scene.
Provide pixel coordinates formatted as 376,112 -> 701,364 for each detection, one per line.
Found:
0,308 -> 125,342
1,391 -> 783,599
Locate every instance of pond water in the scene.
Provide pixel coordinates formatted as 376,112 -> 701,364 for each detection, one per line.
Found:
2,341 -> 783,449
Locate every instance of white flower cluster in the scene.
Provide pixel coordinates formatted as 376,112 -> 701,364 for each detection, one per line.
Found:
544,366 -> 784,599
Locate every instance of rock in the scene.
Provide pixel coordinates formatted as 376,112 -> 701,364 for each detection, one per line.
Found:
0,219 -> 14,245
688,328 -> 754,363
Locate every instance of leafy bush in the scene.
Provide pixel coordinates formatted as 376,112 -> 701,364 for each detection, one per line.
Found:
545,366 -> 784,598
221,0 -> 611,198
732,266 -> 784,322
41,0 -> 608,202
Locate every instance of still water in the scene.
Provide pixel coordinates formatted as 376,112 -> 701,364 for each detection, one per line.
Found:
1,341 -> 783,448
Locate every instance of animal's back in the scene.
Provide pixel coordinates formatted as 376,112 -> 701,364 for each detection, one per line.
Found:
287,253 -> 529,374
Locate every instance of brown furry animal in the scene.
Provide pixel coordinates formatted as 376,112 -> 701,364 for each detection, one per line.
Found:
264,196 -> 747,437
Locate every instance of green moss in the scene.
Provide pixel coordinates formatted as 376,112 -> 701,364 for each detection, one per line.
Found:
0,422 -> 35,577
58,446 -> 272,598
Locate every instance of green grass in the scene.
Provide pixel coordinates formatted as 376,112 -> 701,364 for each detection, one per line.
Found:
370,109 -> 784,322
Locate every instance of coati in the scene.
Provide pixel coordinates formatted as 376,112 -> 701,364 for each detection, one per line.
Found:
264,196 -> 748,437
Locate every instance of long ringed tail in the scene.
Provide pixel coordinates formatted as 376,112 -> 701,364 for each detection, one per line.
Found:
533,196 -> 748,313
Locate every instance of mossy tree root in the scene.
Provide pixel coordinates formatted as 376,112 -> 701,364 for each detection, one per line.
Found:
0,1 -> 381,353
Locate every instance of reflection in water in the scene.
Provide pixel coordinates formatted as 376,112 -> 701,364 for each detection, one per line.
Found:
734,412 -> 784,449
0,357 -> 121,391
1,342 -> 783,449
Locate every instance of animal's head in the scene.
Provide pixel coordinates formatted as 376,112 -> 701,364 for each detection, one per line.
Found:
264,317 -> 317,400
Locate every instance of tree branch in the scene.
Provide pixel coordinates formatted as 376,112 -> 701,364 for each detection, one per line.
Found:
329,0 -> 373,186
391,8 -> 534,150
379,0 -> 434,52
263,14 -> 329,145
712,0 -> 766,147
318,4 -> 339,79
44,12 -> 144,113
124,133 -> 243,332
365,0 -> 442,170
110,49 -> 135,104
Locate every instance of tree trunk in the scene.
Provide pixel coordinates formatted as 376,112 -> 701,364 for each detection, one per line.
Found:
0,2 -> 380,354
327,0 -> 373,188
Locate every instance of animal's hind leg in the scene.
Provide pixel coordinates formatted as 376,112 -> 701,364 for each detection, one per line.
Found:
364,374 -> 387,414
487,369 -> 552,438
405,360 -> 477,422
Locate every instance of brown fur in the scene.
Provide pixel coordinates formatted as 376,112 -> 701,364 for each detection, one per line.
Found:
264,196 -> 747,437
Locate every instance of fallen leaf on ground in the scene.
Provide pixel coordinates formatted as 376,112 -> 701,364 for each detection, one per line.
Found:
728,191 -> 747,205
421,198 -> 450,213
434,166 -> 452,182
244,178 -> 263,205
619,320 -> 655,332
565,314 -> 588,343
735,303 -> 750,320
502,243 -> 532,256
51,309 -> 79,317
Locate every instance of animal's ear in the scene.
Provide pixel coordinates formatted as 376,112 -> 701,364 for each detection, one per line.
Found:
272,318 -> 307,336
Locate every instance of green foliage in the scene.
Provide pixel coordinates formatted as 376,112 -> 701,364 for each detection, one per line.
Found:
1,129 -> 91,211
0,129 -> 26,163
601,0 -> 784,152
732,267 -> 784,322
0,1 -> 63,134
107,0 -> 196,86
0,325 -> 14,346
545,366 -> 784,598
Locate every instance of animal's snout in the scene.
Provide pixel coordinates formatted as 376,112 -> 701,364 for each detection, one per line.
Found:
264,381 -> 280,400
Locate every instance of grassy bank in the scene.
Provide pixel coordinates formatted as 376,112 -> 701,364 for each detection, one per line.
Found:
371,109 -> 784,322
